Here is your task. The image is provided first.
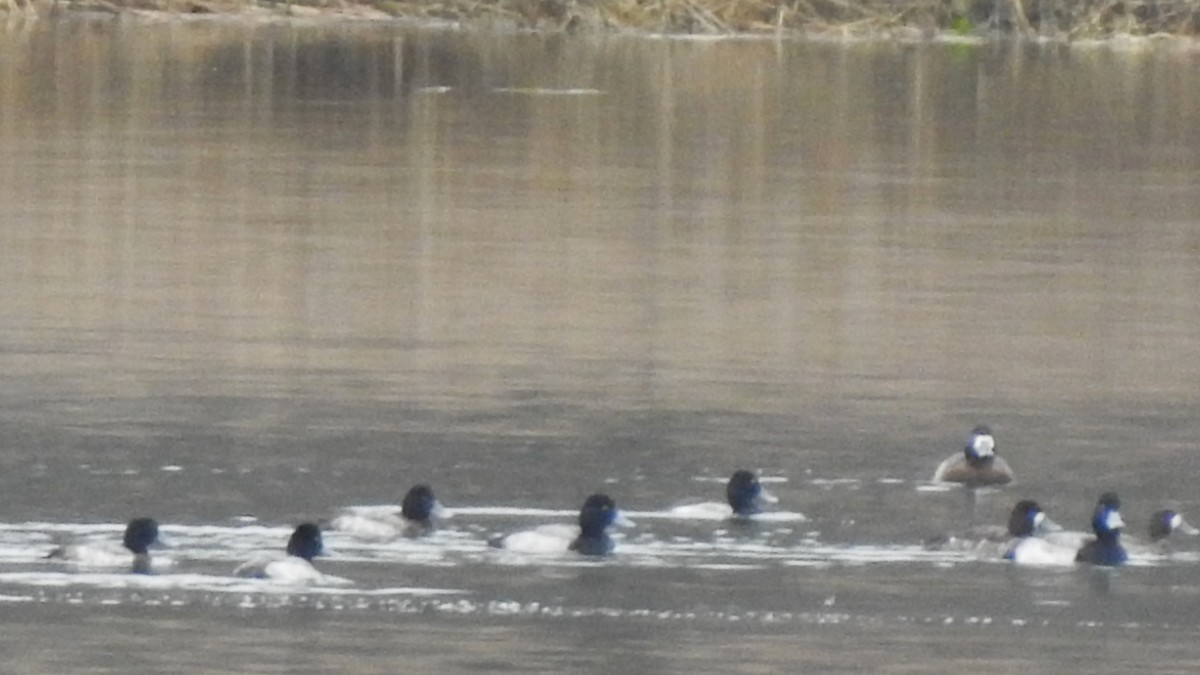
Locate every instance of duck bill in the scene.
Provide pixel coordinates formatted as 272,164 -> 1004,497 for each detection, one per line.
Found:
430,500 -> 450,520
612,510 -> 635,528
758,487 -> 779,505
1035,515 -> 1064,534
1177,517 -> 1200,536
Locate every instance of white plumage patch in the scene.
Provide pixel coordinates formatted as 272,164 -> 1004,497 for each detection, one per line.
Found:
971,434 -> 996,458
1103,509 -> 1125,531
494,525 -> 578,554
1008,537 -> 1077,566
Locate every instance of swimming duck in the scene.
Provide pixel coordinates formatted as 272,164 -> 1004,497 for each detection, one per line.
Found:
1002,500 -> 1077,565
1147,509 -> 1200,542
489,493 -> 634,556
1120,509 -> 1200,556
932,425 -> 1014,487
1075,492 -> 1128,566
925,498 -> 1060,553
726,470 -> 779,518
45,517 -> 165,573
669,470 -> 780,520
330,484 -> 447,538
1047,507 -> 1199,555
235,523 -> 348,584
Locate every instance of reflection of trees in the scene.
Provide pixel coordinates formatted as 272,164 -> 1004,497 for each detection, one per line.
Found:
1,24 -> 1199,413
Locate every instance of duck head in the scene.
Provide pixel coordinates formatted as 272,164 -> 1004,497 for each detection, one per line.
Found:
1091,492 -> 1125,543
578,493 -> 633,537
1006,500 -> 1046,538
286,523 -> 325,562
1149,509 -> 1200,541
122,518 -> 162,555
964,425 -> 997,467
402,484 -> 447,524
726,470 -> 778,517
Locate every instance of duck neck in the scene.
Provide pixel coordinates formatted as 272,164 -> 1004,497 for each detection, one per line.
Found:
730,497 -> 761,517
965,452 -> 993,469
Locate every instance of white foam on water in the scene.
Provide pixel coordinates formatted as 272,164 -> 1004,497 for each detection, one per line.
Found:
690,475 -> 788,484
0,571 -> 467,596
916,483 -> 956,492
810,478 -> 862,487
0,513 -> 1184,577
621,508 -> 807,523
490,87 -> 604,96
444,507 -> 577,518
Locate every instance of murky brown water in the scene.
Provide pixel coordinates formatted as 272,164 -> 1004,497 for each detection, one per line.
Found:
3,18 -> 1200,673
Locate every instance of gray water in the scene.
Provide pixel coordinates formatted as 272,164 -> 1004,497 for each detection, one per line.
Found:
3,17 -> 1200,673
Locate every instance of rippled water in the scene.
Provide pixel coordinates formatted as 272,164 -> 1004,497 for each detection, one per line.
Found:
3,17 -> 1200,673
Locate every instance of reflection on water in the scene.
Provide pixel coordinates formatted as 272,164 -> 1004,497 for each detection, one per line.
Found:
3,18 -> 1200,673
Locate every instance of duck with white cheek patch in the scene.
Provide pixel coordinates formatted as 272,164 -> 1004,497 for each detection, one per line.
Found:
1075,492 -> 1128,567
932,425 -> 1015,488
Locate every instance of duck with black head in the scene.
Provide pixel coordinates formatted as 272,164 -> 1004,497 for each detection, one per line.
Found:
330,483 -> 448,538
1148,510 -> 1199,541
924,498 -> 1062,554
1048,507 -> 1200,556
235,523 -> 349,584
489,493 -> 634,556
1121,509 -> 1200,556
45,517 -> 167,574
1001,500 -> 1077,565
668,470 -> 781,520
725,470 -> 779,519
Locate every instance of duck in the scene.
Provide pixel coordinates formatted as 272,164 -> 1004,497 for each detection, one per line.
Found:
1043,507 -> 1198,555
924,499 -> 1061,553
932,425 -> 1014,488
488,493 -> 634,556
726,470 -> 779,518
668,470 -> 779,520
1001,500 -> 1077,565
329,484 -> 447,538
1121,509 -> 1200,556
1075,492 -> 1128,566
235,523 -> 348,584
45,517 -> 165,573
1146,509 -> 1200,543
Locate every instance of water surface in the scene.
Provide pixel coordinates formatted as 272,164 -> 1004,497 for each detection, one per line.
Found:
2,19 -> 1200,672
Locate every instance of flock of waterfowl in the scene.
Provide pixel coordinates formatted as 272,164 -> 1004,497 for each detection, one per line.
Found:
926,425 -> 1196,566
36,425 -> 1194,583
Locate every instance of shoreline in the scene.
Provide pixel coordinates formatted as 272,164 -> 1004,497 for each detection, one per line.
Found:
4,0 -> 1200,42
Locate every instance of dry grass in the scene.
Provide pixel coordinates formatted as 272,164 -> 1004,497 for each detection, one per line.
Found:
6,0 -> 1200,38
